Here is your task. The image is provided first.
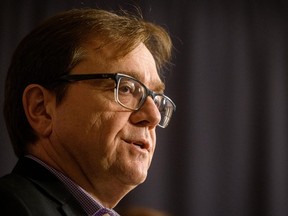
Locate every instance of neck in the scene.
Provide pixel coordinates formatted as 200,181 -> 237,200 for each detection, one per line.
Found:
26,141 -> 135,208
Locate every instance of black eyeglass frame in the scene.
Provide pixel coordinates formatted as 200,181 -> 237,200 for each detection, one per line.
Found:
57,73 -> 176,128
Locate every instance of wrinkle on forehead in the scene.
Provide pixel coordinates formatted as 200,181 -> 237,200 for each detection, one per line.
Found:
78,41 -> 165,92
116,43 -> 165,92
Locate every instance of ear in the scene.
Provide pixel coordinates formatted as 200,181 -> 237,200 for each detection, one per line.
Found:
22,84 -> 55,138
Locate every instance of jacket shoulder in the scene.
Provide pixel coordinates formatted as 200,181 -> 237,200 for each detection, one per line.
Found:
0,173 -> 63,215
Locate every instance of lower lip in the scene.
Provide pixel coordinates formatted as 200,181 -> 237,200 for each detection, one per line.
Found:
125,141 -> 148,153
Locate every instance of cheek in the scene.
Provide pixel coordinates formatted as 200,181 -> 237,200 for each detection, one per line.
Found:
52,89 -> 133,155
95,112 -> 131,149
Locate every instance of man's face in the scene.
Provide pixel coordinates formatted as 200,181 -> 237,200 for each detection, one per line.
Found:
49,42 -> 163,189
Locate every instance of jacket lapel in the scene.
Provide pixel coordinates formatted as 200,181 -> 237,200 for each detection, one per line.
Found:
13,157 -> 87,216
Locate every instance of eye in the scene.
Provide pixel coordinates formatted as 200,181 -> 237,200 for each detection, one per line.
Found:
118,80 -> 136,95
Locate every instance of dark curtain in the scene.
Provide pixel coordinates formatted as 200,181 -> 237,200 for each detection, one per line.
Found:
1,0 -> 288,215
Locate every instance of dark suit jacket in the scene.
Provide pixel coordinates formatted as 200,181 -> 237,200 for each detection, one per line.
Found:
0,157 -> 87,215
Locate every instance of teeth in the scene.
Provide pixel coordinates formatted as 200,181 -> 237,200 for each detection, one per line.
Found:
125,139 -> 147,149
134,143 -> 144,148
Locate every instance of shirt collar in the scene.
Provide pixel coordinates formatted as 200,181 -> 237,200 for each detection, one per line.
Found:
26,155 -> 119,216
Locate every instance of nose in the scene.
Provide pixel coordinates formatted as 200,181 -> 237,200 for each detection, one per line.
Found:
129,96 -> 161,128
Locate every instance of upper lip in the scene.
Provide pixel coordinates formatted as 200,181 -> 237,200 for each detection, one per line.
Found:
124,138 -> 151,151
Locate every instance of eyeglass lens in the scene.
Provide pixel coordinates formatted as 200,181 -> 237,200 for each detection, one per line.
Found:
116,76 -> 174,128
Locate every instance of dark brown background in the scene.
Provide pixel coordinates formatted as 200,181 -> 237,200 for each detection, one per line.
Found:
1,0 -> 288,215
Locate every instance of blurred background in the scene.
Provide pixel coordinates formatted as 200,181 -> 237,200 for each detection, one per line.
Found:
1,0 -> 288,215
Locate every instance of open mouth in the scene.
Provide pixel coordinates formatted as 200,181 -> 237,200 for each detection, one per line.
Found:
133,142 -> 145,149
124,139 -> 148,150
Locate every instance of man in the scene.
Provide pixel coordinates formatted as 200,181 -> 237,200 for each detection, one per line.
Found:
0,8 -> 176,215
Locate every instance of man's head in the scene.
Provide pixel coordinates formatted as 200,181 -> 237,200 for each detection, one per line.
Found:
4,8 -> 173,157
4,8 -> 174,205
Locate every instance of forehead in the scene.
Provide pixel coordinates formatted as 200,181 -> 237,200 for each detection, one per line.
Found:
74,41 -> 165,92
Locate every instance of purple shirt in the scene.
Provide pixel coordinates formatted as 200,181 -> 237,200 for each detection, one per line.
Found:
26,155 -> 120,216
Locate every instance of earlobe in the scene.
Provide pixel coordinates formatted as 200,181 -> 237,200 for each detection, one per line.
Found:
22,84 -> 55,138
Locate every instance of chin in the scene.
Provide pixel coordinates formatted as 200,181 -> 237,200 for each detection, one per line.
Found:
114,157 -> 150,185
123,168 -> 148,186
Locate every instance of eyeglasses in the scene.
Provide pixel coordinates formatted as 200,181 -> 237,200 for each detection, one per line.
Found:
57,73 -> 176,128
